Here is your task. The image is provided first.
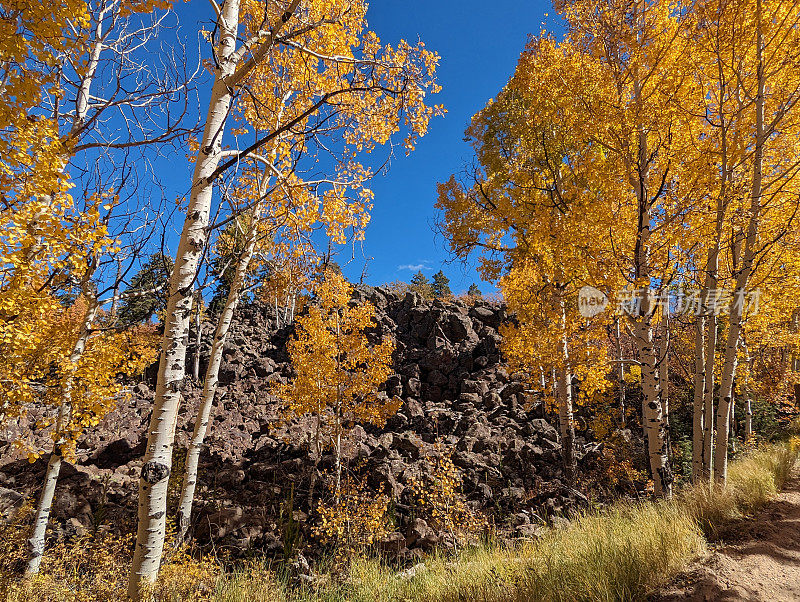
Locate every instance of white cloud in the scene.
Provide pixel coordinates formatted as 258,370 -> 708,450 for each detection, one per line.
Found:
397,261 -> 432,271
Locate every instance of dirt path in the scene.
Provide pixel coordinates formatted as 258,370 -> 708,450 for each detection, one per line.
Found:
656,473 -> 800,601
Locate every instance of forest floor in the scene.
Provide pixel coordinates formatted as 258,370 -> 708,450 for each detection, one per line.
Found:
656,469 -> 800,601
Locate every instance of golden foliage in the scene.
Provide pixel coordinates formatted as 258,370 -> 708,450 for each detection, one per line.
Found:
313,475 -> 393,557
409,445 -> 487,546
273,270 -> 398,431
6,299 -> 159,461
0,507 -> 218,602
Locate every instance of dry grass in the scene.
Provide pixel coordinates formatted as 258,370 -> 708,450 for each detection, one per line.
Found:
0,442 -> 795,602
212,441 -> 797,602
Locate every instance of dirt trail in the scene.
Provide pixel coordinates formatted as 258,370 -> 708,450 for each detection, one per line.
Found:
656,473 -> 800,601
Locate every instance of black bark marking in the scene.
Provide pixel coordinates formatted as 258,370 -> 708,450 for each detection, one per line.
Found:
141,461 -> 171,484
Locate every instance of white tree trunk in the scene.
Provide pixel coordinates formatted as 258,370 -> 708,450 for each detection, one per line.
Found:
702,314 -> 717,483
25,454 -> 62,575
745,396 -> 753,440
659,317 -> 671,464
26,289 -> 99,575
192,290 -> 202,382
557,366 -> 576,487
617,319 -> 626,427
25,12 -> 108,574
713,0 -> 764,485
127,2 -> 242,594
692,317 -> 706,483
558,298 -> 576,486
634,315 -> 672,498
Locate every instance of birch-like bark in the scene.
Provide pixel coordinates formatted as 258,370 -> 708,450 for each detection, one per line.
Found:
713,0 -> 764,485
691,317 -> 706,482
127,2 -> 242,594
634,311 -> 671,497
616,319 -> 626,427
659,317 -> 672,463
25,15 -> 106,573
334,315 -> 343,505
629,66 -> 672,498
557,367 -> 576,487
702,314 -> 716,482
558,299 -> 576,487
26,286 -> 99,575
745,396 -> 753,440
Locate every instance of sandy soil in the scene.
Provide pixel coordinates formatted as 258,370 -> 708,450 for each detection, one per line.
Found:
655,473 -> 800,601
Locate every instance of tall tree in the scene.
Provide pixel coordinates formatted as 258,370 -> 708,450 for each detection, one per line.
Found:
409,271 -> 433,299
0,0 -> 196,574
117,253 -> 174,326
128,0 -> 441,592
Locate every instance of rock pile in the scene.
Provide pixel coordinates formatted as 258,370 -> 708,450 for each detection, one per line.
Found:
0,287 -> 605,558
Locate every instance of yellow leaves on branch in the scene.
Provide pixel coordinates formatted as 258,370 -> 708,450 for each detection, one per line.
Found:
409,444 -> 487,546
222,0 -> 443,265
3,296 -> 159,462
273,270 -> 398,431
313,474 -> 393,556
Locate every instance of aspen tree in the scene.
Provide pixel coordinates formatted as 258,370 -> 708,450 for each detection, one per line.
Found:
272,271 -> 398,505
129,0 -> 441,591
708,0 -> 800,484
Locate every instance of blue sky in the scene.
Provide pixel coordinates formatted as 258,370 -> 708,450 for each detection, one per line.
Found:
351,1 -> 561,294
166,1 -> 561,295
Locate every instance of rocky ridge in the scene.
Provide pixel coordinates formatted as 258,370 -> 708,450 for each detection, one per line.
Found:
0,287 -> 606,559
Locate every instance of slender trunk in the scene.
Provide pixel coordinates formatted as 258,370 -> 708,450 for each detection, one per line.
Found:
557,366 -> 576,487
730,398 -> 737,454
27,285 -> 99,574
539,366 -> 548,418
128,2 -> 243,593
702,314 -> 717,483
558,298 -> 576,486
25,15 -> 107,573
627,58 -> 672,498
25,454 -> 62,575
713,0 -> 764,485
745,396 -> 753,440
635,312 -> 672,498
175,227 -> 258,545
334,313 -> 343,505
659,317 -> 672,463
692,317 -> 706,482
334,410 -> 342,505
110,258 -> 123,317
617,319 -> 626,427
308,413 -> 322,511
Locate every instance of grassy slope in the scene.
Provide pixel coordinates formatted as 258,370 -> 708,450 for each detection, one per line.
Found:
216,443 -> 797,602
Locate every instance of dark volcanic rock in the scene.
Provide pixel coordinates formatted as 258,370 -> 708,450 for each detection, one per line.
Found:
0,291 -> 603,558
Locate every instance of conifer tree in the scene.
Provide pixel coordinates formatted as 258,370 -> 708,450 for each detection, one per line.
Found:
431,270 -> 452,299
410,271 -> 433,299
